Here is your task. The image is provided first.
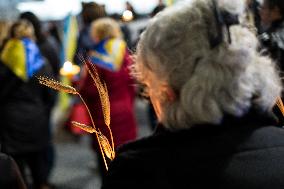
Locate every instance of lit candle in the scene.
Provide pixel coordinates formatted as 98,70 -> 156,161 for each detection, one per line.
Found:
60,61 -> 80,77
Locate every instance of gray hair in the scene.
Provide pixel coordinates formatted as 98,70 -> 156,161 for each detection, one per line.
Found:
135,0 -> 282,129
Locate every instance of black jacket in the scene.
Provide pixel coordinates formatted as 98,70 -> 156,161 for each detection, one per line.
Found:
0,61 -> 55,154
102,111 -> 284,189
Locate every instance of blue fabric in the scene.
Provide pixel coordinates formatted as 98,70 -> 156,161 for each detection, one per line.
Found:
90,38 -> 126,71
22,38 -> 44,79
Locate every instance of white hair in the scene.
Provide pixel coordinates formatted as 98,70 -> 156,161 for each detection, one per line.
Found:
135,0 -> 282,129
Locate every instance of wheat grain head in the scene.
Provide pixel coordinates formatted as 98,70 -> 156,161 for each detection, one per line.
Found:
71,121 -> 96,133
37,76 -> 78,95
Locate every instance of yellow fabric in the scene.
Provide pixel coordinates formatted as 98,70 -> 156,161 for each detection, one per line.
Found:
105,39 -> 126,71
59,15 -> 78,111
1,39 -> 27,81
66,16 -> 78,62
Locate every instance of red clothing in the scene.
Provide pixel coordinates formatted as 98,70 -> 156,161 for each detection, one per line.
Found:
79,51 -> 137,148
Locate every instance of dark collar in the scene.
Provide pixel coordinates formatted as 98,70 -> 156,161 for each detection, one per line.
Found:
154,109 -> 277,135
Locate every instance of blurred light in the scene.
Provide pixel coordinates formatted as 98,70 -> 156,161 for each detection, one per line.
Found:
63,61 -> 73,72
122,10 -> 133,22
60,61 -> 80,77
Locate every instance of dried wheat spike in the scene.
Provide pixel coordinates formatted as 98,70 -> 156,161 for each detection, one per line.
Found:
71,121 -> 96,133
102,81 -> 110,126
276,97 -> 284,116
37,76 -> 78,95
98,81 -> 111,127
98,132 -> 115,160
88,62 -> 111,127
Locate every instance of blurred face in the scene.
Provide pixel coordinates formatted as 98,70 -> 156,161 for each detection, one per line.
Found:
137,63 -> 175,123
259,1 -> 282,26
259,1 -> 273,25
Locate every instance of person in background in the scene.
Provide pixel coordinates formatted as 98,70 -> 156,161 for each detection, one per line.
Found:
19,12 -> 59,187
20,12 -> 61,78
79,17 -> 137,181
74,2 -> 106,65
0,20 -> 55,189
102,0 -> 284,188
0,152 -> 27,189
47,21 -> 62,49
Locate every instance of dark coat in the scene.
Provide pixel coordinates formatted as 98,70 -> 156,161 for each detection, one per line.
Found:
0,61 -> 55,155
0,153 -> 26,189
102,111 -> 284,189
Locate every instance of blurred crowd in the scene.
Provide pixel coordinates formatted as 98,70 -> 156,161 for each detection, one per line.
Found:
0,0 -> 284,188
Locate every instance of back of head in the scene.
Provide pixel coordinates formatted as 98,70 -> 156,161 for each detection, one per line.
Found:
81,2 -> 106,25
20,12 -> 43,44
136,0 -> 282,129
10,19 -> 34,40
91,18 -> 122,41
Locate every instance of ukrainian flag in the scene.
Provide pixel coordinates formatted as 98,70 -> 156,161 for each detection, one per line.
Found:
1,38 -> 44,81
90,38 -> 126,71
62,14 -> 78,63
59,14 -> 78,111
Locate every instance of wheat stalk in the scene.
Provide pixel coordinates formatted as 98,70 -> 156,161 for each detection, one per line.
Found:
37,76 -> 78,95
77,54 -> 112,170
85,57 -> 114,151
97,130 -> 115,160
71,121 -> 96,133
38,73 -> 110,170
276,97 -> 284,116
72,121 -> 115,160
86,57 -> 111,127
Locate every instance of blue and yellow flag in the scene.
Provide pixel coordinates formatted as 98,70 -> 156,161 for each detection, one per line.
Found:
59,14 -> 78,111
90,38 -> 126,71
1,38 -> 44,81
62,14 -> 78,63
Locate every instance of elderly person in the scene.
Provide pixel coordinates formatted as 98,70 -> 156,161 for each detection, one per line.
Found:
101,0 -> 284,188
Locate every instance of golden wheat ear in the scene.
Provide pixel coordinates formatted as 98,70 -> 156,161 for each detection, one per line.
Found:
71,121 -> 96,133
276,97 -> 284,116
97,130 -> 115,160
84,60 -> 111,126
84,61 -> 113,150
37,76 -> 78,95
